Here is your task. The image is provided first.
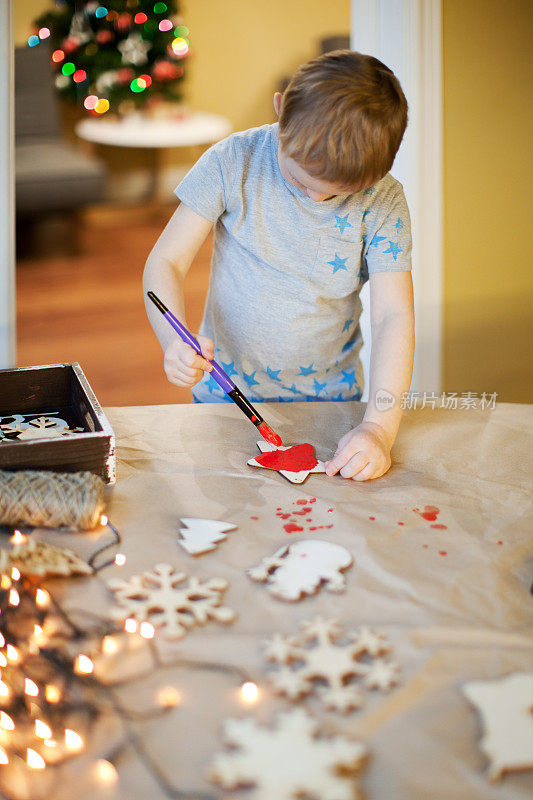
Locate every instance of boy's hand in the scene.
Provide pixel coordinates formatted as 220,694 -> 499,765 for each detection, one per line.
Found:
164,334 -> 214,388
324,421 -> 392,481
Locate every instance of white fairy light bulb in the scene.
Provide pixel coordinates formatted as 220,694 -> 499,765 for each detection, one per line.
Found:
0,745 -> 7,764
0,711 -> 14,730
0,574 -> 11,590
44,739 -> 57,748
0,653 -> 6,668
64,728 -> 84,752
101,636 -> 119,655
35,719 -> 52,739
10,567 -> 21,581
240,681 -> 259,704
6,644 -> 18,663
156,686 -> 181,708
100,514 -> 109,527
74,654 -> 93,675
139,621 -> 155,639
10,530 -> 27,545
114,552 -> 126,566
93,759 -> 118,784
35,588 -> 50,608
45,684 -> 61,703
124,618 -> 137,634
33,624 -> 43,638
0,681 -> 10,700
8,588 -> 19,606
26,748 -> 45,769
25,678 -> 39,697
0,632 -> 4,646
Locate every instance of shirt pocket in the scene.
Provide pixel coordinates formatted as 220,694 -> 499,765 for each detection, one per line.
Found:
309,234 -> 363,300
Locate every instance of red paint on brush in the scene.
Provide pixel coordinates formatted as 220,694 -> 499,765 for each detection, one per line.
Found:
414,505 -> 440,522
257,422 -> 283,446
255,443 -> 318,472
284,522 -> 304,533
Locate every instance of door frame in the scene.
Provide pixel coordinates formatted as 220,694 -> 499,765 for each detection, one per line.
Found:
351,0 -> 443,397
0,0 -> 15,368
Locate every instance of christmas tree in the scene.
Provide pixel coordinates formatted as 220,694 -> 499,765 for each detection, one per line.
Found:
30,1 -> 190,115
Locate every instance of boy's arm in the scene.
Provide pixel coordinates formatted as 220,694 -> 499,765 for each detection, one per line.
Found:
363,269 -> 414,443
143,202 -> 215,384
325,270 -> 414,480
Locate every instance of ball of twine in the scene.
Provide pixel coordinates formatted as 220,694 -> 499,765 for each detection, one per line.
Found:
0,470 -> 105,530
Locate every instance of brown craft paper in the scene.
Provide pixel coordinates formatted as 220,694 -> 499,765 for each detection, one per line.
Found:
39,401 -> 532,800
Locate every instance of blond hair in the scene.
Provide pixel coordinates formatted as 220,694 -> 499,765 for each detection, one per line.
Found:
278,50 -> 408,189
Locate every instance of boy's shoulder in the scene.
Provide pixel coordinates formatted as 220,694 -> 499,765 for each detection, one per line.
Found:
212,123 -> 275,163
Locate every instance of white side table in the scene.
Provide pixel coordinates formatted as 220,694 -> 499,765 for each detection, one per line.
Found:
75,110 -> 232,201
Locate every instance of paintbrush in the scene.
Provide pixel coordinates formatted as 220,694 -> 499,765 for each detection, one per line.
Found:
147,291 -> 283,446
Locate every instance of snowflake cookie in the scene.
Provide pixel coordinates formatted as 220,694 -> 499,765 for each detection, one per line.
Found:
247,540 -> 352,601
106,564 -> 236,640
208,707 -> 366,800
262,617 -> 401,713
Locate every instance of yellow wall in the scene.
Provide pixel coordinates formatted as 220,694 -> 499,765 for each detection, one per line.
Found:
442,0 -> 533,402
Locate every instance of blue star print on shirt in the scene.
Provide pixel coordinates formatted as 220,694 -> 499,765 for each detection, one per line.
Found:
383,241 -> 403,261
370,233 -> 386,249
362,208 -> 371,222
221,360 -> 238,377
242,370 -> 259,388
266,366 -> 282,382
313,379 -> 327,395
328,254 -> 349,274
363,186 -> 376,196
341,369 -> 358,390
342,319 -> 353,333
300,364 -> 318,376
334,214 -> 352,234
395,217 -> 404,231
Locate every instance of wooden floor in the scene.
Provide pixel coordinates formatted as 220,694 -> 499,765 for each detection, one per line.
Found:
16,205 -> 212,407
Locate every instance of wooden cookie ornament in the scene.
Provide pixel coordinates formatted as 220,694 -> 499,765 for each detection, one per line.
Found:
248,441 -> 326,484
462,672 -> 533,782
263,618 -> 401,713
0,538 -> 92,578
107,563 -> 236,641
247,540 -> 352,601
177,519 -> 237,556
208,707 -> 367,800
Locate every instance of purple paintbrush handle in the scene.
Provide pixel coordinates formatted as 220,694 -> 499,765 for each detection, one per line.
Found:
163,311 -> 236,394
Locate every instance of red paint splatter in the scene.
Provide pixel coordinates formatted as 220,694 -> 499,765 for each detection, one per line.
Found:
296,499 -> 307,505
251,414 -> 258,422
369,516 -> 375,521
255,443 -> 318,472
414,505 -> 440,522
293,507 -> 311,516
439,551 -> 447,556
276,507 -> 281,511
422,544 -> 428,548
327,508 -> 334,513
250,516 -> 258,520
277,513 -> 291,520
497,540 -> 503,545
430,524 -> 447,530
306,518 -> 312,522
309,524 -> 333,531
309,498 -> 316,503
284,523 -> 304,533
257,422 -> 283,446
398,522 -> 404,526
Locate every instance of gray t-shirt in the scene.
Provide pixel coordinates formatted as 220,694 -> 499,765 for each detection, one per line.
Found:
175,122 -> 412,404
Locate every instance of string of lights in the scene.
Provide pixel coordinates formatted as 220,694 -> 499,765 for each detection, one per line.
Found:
0,515 -> 261,800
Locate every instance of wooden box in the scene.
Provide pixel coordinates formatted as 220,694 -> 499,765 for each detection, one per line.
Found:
0,363 -> 115,484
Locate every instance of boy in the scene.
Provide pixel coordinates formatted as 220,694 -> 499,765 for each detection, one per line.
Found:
144,50 -> 414,482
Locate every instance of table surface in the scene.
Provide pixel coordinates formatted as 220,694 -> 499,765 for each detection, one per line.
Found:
75,111 -> 232,148
17,401 -> 533,800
